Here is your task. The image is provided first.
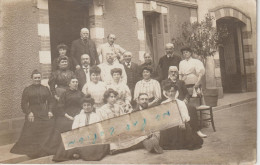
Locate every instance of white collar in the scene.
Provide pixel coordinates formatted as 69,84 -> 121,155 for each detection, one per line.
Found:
167,54 -> 174,58
80,109 -> 93,114
125,62 -> 131,65
163,90 -> 179,100
185,57 -> 192,61
107,42 -> 114,47
106,62 -> 114,66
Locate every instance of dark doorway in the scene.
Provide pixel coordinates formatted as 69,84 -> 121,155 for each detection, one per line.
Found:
144,12 -> 164,66
48,0 -> 90,61
217,18 -> 246,93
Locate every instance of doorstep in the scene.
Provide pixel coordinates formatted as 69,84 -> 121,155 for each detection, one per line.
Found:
0,144 -> 30,164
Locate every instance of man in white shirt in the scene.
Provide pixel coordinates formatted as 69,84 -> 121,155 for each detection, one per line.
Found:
98,34 -> 126,63
98,51 -> 127,85
75,54 -> 91,90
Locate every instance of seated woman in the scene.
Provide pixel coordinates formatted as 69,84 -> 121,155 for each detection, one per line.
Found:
96,88 -> 126,120
82,65 -> 107,109
52,43 -> 75,71
97,90 -> 162,155
41,76 -> 85,155
10,70 -> 54,158
134,66 -> 161,108
48,55 -> 75,117
160,82 -> 203,150
52,95 -> 109,162
107,68 -> 133,113
162,66 -> 207,138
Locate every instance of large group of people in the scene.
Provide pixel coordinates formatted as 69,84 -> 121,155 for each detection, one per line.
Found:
11,28 -> 207,161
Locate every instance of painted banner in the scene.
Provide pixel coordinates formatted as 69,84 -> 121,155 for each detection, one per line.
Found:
61,101 -> 182,150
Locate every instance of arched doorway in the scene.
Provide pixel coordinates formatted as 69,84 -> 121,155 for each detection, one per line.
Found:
217,17 -> 246,92
209,6 -> 255,93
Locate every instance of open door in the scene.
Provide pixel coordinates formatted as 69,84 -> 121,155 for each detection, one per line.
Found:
218,18 -> 246,92
48,0 -> 90,61
144,12 -> 165,66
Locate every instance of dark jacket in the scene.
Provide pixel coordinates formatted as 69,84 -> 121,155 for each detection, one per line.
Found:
71,38 -> 100,66
123,62 -> 141,93
157,55 -> 181,82
75,68 -> 87,91
161,79 -> 190,102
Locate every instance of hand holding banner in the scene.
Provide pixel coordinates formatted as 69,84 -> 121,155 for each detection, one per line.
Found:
61,101 -> 182,150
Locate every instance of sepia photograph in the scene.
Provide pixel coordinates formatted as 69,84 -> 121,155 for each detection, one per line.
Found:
0,0 -> 257,164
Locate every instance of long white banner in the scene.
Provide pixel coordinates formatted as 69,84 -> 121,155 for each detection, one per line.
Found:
61,101 -> 182,150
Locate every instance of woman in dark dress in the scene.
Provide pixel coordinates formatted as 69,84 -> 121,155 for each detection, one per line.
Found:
10,70 -> 54,158
48,55 -> 75,117
41,76 -> 85,155
52,44 -> 75,71
52,94 -> 110,162
55,76 -> 85,132
159,82 -> 203,150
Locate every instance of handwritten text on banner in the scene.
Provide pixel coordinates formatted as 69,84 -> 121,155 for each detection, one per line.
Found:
61,101 -> 182,150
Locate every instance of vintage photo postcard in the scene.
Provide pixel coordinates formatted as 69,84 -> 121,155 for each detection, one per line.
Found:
0,0 -> 256,164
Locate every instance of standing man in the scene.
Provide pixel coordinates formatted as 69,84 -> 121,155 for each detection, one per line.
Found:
139,52 -> 158,80
122,51 -> 140,97
98,34 -> 126,63
71,28 -> 99,69
157,43 -> 181,82
75,54 -> 91,91
98,51 -> 127,85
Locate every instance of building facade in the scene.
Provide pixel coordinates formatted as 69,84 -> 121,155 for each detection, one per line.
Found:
0,0 -> 256,145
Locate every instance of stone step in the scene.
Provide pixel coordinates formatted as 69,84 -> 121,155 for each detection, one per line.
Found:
20,155 -> 54,164
0,144 -> 31,164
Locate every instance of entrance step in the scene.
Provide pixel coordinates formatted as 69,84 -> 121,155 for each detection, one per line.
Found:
20,155 -> 54,164
0,144 -> 31,164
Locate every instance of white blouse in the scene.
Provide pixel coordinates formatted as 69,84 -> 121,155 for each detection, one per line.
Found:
72,110 -> 100,129
98,62 -> 127,85
161,98 -> 190,123
82,81 -> 107,105
96,103 -> 125,121
107,81 -> 131,104
179,57 -> 205,85
134,79 -> 161,101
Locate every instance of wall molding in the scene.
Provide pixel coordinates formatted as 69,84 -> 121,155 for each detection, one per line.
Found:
153,0 -> 198,9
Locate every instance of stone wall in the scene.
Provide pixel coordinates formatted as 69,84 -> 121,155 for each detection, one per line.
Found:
0,0 -> 40,121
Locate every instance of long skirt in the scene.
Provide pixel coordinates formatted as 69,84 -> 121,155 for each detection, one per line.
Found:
40,116 -> 73,155
159,123 -> 203,150
53,142 -> 110,162
10,118 -> 55,158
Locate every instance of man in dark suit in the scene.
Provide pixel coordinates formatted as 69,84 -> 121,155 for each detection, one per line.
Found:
71,28 -> 99,69
75,54 -> 91,91
157,43 -> 181,82
122,51 -> 141,97
161,66 -> 190,103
